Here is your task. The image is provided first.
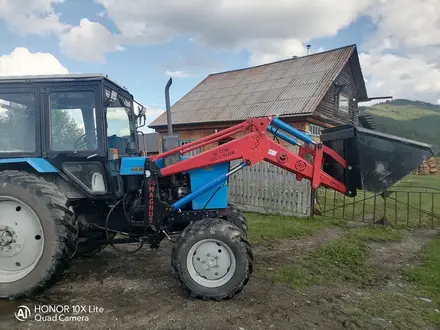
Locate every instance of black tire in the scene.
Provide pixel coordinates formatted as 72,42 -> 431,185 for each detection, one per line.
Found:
74,231 -> 109,258
171,218 -> 253,301
0,170 -> 76,299
219,204 -> 248,236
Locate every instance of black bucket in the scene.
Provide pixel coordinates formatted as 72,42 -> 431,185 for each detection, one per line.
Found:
320,125 -> 436,197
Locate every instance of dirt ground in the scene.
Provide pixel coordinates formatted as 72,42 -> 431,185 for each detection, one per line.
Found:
0,224 -> 438,330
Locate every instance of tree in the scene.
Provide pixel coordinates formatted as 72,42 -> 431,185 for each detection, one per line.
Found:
0,106 -> 86,152
51,109 -> 86,151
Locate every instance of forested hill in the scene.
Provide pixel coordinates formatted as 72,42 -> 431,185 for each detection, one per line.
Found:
361,99 -> 440,155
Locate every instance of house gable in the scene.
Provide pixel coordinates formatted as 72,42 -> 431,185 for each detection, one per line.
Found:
312,48 -> 367,126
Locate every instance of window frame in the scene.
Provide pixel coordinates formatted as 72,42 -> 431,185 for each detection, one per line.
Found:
309,123 -> 324,137
181,140 -> 201,157
338,94 -> 349,114
48,90 -> 99,153
0,87 -> 40,157
43,84 -> 105,158
102,82 -> 136,156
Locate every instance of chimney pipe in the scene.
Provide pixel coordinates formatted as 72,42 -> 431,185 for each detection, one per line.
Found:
307,45 -> 311,55
165,77 -> 173,135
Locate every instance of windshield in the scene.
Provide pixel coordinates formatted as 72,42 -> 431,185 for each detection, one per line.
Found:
0,93 -> 36,153
105,91 -> 135,155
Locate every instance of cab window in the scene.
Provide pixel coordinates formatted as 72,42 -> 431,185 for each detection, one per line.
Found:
105,89 -> 134,155
0,92 -> 36,153
49,91 -> 97,151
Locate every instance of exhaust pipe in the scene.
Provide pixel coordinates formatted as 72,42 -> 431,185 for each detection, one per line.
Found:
162,77 -> 180,166
165,77 -> 173,135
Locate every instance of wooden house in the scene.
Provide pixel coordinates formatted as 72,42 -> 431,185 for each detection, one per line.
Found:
149,44 -> 370,154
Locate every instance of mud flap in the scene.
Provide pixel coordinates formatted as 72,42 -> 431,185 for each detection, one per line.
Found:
320,125 -> 436,196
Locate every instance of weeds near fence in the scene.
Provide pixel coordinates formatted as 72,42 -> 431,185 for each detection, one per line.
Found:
315,175 -> 440,228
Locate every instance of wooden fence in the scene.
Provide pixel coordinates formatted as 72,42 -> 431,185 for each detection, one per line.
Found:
227,161 -> 312,217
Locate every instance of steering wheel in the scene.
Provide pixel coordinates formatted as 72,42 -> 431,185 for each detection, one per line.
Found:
73,133 -> 88,150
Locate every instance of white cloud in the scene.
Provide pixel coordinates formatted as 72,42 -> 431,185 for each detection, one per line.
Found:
96,0 -> 376,64
247,39 -> 307,66
165,70 -> 190,78
365,0 -> 440,70
59,18 -> 123,63
0,47 -> 68,76
139,106 -> 165,133
0,0 -> 374,66
368,0 -> 440,51
0,0 -> 68,36
360,52 -> 440,104
0,1 -> 123,63
354,0 -> 440,104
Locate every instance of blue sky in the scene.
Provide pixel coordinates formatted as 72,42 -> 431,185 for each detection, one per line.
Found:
0,0 -> 439,131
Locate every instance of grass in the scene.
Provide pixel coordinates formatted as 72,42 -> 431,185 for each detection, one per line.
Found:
404,233 -> 440,305
369,104 -> 440,121
346,225 -> 405,243
315,174 -> 440,228
267,226 -> 406,288
245,212 -> 344,244
354,235 -> 440,327
350,291 -> 440,329
269,236 -> 369,287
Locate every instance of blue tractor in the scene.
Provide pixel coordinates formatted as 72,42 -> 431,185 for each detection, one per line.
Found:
0,74 -> 434,301
0,74 -> 250,300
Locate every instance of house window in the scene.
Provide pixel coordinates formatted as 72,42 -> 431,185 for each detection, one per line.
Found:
339,95 -> 349,113
309,124 -> 323,136
181,140 -> 201,157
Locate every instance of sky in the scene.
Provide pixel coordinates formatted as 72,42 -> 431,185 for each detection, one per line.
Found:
0,0 -> 439,133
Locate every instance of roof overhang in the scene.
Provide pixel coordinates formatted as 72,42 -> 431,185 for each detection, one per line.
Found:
149,113 -> 311,130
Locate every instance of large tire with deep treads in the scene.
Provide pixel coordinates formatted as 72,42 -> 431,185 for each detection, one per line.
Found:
219,204 -> 248,237
171,218 -> 253,301
0,170 -> 76,299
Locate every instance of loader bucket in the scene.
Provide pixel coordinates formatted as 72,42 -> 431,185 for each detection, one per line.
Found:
320,125 -> 436,196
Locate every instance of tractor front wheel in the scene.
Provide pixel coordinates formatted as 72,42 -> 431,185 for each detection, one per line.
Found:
0,171 -> 76,299
171,218 -> 253,301
220,204 -> 248,237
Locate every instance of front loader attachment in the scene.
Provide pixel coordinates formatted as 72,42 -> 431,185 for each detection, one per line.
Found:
320,125 -> 436,196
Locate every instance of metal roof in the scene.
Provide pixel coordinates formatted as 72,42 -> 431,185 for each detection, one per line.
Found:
0,73 -> 127,92
150,44 -> 368,128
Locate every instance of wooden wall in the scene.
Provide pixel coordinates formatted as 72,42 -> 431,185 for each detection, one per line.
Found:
314,62 -> 359,126
228,160 -> 312,217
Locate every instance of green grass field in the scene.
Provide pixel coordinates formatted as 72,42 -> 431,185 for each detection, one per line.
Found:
246,210 -> 440,327
363,100 -> 440,154
266,226 -> 406,288
315,175 -> 440,228
246,212 -> 342,244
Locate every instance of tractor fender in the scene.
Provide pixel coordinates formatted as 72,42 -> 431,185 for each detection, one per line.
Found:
0,158 -> 57,173
0,158 -> 86,199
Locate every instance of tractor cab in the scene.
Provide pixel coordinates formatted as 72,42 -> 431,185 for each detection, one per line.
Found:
0,74 -> 146,199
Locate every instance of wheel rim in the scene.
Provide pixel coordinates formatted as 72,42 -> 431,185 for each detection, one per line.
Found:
0,196 -> 44,283
186,238 -> 236,288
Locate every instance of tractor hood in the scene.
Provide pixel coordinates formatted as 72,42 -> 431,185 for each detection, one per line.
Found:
320,125 -> 436,196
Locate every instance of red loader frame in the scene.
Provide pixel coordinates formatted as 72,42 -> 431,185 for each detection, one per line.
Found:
150,116 -> 348,195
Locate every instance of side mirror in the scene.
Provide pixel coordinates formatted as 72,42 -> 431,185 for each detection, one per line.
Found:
134,101 -> 147,128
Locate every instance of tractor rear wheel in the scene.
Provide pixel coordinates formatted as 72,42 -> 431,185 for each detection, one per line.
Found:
0,170 -> 76,299
171,218 -> 253,301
